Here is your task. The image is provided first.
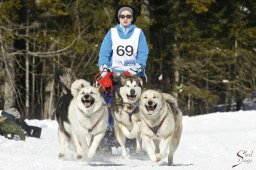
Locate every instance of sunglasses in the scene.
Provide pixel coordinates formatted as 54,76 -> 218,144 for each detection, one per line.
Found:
119,15 -> 133,19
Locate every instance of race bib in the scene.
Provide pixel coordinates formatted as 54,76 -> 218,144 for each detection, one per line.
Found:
111,28 -> 141,70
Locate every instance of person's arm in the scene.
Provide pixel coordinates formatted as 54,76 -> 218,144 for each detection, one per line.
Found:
136,30 -> 149,69
98,30 -> 113,68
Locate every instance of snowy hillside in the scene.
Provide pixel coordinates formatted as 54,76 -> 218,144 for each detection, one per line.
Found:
0,110 -> 255,170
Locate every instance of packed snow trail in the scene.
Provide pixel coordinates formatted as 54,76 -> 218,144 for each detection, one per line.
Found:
0,110 -> 255,170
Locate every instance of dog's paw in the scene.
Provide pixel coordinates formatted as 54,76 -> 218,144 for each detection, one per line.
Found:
122,154 -> 130,160
88,151 -> 95,160
58,153 -> 65,158
75,154 -> 83,160
119,125 -> 132,138
156,153 -> 162,162
136,147 -> 143,154
150,155 -> 157,162
122,150 -> 130,159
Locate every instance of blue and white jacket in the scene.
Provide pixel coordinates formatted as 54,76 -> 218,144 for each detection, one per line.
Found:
98,24 -> 149,71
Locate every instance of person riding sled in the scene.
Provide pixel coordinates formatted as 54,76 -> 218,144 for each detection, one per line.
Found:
97,5 -> 149,148
0,107 -> 42,140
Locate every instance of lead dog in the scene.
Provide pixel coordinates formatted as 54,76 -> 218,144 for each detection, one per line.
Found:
112,76 -> 143,158
56,79 -> 108,160
139,89 -> 182,165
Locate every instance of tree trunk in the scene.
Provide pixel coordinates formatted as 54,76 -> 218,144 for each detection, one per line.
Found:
0,29 -> 16,110
141,0 -> 151,83
172,35 -> 180,104
25,10 -> 30,118
4,56 -> 16,110
31,50 -> 35,118
0,61 -> 3,107
141,0 -> 150,24
40,59 -> 45,119
43,59 -> 56,119
43,75 -> 55,119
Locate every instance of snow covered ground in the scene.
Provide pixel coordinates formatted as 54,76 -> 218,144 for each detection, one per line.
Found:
0,110 -> 255,170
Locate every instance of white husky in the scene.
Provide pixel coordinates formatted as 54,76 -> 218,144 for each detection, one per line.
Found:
112,76 -> 143,158
139,89 -> 182,165
56,79 -> 108,160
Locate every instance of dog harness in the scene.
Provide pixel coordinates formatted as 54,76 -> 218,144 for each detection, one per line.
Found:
114,101 -> 139,129
88,119 -> 100,133
88,112 -> 104,133
111,27 -> 141,71
127,101 -> 139,122
143,113 -> 168,135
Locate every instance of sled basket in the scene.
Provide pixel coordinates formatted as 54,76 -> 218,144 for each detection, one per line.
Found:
95,71 -> 114,93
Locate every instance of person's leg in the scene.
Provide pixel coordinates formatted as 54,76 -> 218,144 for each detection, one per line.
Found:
102,92 -> 114,129
108,107 -> 114,129
101,90 -> 117,152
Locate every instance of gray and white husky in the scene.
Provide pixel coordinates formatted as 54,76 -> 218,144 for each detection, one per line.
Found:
112,76 -> 143,158
56,79 -> 108,160
139,89 -> 183,165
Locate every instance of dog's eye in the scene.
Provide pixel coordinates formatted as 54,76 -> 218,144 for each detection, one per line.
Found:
90,91 -> 94,94
134,85 -> 137,87
82,91 -> 85,94
153,96 -> 156,98
144,96 -> 147,99
126,85 -> 130,87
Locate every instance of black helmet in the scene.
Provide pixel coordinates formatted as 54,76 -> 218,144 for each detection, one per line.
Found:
115,5 -> 136,24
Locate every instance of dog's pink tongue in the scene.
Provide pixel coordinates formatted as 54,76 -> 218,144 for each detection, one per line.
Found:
85,102 -> 90,107
129,96 -> 135,100
148,106 -> 154,111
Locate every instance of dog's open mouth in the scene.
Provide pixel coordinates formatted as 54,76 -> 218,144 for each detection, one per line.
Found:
145,104 -> 157,112
126,94 -> 136,100
81,97 -> 95,108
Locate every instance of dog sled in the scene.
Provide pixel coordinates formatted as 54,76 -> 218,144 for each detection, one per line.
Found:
95,67 -> 146,94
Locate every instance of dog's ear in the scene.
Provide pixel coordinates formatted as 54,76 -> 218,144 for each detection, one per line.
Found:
71,79 -> 90,96
137,77 -> 143,87
71,87 -> 80,97
142,87 -> 148,92
71,84 -> 82,97
140,88 -> 148,98
159,91 -> 165,101
157,89 -> 163,93
120,75 -> 126,85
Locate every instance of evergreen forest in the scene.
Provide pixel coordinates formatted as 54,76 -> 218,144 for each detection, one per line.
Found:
1,0 -> 256,118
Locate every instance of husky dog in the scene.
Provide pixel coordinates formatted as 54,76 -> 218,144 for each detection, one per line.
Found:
139,89 -> 182,165
56,79 -> 108,160
112,76 -> 143,158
